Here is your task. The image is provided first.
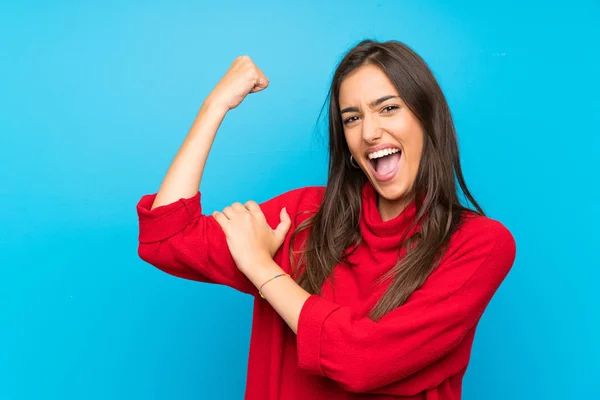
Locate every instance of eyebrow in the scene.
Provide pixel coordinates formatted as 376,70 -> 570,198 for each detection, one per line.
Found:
340,95 -> 399,115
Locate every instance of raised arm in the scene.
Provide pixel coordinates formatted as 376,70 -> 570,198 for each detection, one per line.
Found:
137,56 -> 273,294
151,55 -> 270,209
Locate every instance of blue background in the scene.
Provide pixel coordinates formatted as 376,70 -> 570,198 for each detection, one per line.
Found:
1,1 -> 598,399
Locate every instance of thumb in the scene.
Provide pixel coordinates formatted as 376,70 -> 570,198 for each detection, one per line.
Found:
250,74 -> 269,93
250,79 -> 268,93
273,207 -> 291,244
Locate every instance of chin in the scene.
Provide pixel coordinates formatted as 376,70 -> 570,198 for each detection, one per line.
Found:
370,177 -> 411,202
379,186 -> 410,202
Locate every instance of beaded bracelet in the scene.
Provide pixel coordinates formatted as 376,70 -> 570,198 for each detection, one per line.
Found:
259,273 -> 290,298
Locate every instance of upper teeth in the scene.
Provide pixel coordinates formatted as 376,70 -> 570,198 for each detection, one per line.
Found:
368,148 -> 400,160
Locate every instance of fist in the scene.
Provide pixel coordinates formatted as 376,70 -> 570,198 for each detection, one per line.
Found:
206,56 -> 269,112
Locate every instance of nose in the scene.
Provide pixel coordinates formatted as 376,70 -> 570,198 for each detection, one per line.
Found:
361,112 -> 382,144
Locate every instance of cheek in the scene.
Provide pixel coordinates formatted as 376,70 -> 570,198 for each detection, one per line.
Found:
344,130 -> 359,152
408,133 -> 424,162
407,141 -> 423,175
387,118 -> 420,147
386,113 -> 416,144
409,144 -> 424,183
393,126 -> 423,173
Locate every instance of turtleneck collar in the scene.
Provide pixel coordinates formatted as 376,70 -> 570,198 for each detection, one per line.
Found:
359,181 -> 420,249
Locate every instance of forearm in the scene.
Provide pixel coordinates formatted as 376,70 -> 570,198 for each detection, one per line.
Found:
151,101 -> 228,210
245,260 -> 311,334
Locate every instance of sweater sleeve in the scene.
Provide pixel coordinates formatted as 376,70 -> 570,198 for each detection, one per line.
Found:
296,219 -> 516,394
136,188 -> 304,295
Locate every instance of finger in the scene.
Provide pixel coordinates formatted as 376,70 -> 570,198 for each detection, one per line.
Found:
256,65 -> 268,85
273,207 -> 292,244
250,68 -> 269,93
244,200 -> 265,220
222,206 -> 234,219
212,211 -> 229,229
250,80 -> 268,93
231,202 -> 246,212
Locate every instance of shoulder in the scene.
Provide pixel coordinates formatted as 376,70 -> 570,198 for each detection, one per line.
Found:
277,185 -> 326,207
258,185 -> 325,221
462,212 -> 516,248
450,211 -> 516,266
451,212 -> 516,258
426,212 -> 516,293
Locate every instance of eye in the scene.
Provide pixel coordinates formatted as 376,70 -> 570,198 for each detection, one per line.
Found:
343,115 -> 360,125
381,105 -> 399,113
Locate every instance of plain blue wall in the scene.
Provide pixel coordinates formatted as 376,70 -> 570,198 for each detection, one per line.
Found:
1,1 -> 598,399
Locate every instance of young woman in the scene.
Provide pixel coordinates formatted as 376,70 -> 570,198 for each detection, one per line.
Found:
136,39 -> 516,399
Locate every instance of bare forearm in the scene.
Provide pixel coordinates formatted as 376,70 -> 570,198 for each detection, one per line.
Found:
151,102 -> 227,210
245,260 -> 311,334
150,56 -> 269,210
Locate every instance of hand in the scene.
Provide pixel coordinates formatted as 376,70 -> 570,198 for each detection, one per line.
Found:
205,56 -> 269,112
212,201 -> 291,275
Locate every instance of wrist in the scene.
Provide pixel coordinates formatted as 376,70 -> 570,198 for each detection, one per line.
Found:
244,258 -> 285,289
201,97 -> 229,116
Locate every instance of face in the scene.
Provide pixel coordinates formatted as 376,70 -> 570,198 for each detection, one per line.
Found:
339,64 -> 424,219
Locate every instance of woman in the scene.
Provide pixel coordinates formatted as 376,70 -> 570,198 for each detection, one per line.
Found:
136,39 -> 516,399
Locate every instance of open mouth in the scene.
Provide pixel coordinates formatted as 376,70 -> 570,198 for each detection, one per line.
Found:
367,147 -> 402,181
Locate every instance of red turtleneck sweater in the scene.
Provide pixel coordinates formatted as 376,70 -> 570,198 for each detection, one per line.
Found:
136,182 -> 516,399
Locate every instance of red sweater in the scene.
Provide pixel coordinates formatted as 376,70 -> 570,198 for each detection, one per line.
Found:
137,182 -> 516,399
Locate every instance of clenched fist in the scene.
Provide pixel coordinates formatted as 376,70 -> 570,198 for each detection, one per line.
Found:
205,56 -> 269,112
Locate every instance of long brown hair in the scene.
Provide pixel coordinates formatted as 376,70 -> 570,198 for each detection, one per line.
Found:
290,39 -> 484,321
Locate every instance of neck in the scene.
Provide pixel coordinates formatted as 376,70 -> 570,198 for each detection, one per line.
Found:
377,195 -> 413,222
